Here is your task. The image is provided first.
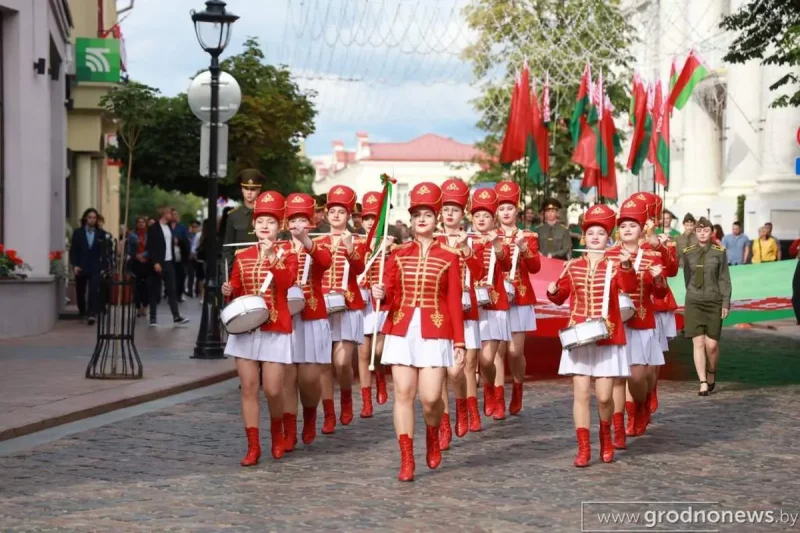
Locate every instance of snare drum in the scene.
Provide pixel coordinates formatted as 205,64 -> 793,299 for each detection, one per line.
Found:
504,280 -> 515,304
558,318 -> 610,350
288,286 -> 305,316
462,290 -> 472,311
618,293 -> 635,322
324,292 -> 347,314
221,294 -> 270,334
475,285 -> 492,307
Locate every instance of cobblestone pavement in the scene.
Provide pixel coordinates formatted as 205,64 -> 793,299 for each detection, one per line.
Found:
2,378 -> 800,532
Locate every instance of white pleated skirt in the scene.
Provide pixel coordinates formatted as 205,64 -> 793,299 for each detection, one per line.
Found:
624,325 -> 665,366
478,309 -> 512,342
225,329 -> 294,364
364,307 -> 388,337
329,309 -> 364,344
382,309 -> 454,368
558,343 -> 631,378
464,320 -> 481,350
655,311 -> 677,352
291,316 -> 332,364
508,304 -> 537,333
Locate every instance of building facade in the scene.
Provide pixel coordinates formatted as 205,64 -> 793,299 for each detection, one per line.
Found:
618,0 -> 800,240
312,132 -> 484,223
0,0 -> 72,337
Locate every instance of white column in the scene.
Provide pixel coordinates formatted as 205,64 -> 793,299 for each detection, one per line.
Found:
756,64 -> 800,195
75,154 -> 93,219
659,0 -> 687,203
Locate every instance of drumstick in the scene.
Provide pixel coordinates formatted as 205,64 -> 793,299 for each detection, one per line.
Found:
224,258 -> 229,283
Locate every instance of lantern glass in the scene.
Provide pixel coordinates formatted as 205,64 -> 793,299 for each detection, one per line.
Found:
191,1 -> 238,56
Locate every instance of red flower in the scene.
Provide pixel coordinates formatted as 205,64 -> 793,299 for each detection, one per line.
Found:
53,251 -> 63,260
13,257 -> 23,266
6,250 -> 17,261
0,244 -> 4,253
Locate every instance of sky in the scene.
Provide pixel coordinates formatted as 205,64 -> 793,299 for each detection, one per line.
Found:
119,0 -> 486,158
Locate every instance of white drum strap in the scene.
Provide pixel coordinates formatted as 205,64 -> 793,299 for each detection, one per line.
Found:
259,249 -> 284,294
301,252 -> 312,286
509,241 -> 520,280
633,248 -> 644,272
486,245 -> 496,284
601,259 -> 612,319
341,250 -> 350,292
465,237 -> 473,287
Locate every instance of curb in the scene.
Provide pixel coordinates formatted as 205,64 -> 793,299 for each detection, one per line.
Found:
0,369 -> 238,442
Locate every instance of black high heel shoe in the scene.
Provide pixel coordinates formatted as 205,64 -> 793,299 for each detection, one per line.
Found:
698,381 -> 709,396
707,369 -> 716,392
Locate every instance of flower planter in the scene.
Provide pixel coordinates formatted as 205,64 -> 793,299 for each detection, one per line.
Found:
0,277 -> 58,339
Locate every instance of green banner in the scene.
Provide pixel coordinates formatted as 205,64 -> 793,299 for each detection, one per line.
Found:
667,260 -> 794,305
75,38 -> 121,83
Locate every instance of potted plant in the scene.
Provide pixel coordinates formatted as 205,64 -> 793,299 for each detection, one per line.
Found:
0,245 -> 31,279
50,250 -> 68,312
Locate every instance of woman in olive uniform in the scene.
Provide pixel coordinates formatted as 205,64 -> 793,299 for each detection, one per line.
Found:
682,217 -> 732,396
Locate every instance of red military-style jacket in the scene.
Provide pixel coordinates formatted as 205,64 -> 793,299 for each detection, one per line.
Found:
318,234 -> 366,311
642,240 -> 679,312
498,228 -> 542,306
435,234 -> 485,321
547,255 -> 638,346
473,236 -> 512,311
380,240 -> 466,347
357,236 -> 394,312
292,238 -> 333,321
605,244 -> 669,330
228,242 -> 299,334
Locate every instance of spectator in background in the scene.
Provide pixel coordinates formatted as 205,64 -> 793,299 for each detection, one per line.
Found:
751,226 -> 779,264
147,217 -> 156,227
128,215 -> 151,317
520,207 -> 538,230
713,224 -> 725,245
676,213 -> 698,261
187,220 -> 201,297
764,222 -> 782,260
70,208 -> 111,325
658,210 -> 681,237
790,236 -> 800,325
146,206 -> 189,327
721,221 -> 750,266
170,208 -> 191,302
352,203 -> 365,234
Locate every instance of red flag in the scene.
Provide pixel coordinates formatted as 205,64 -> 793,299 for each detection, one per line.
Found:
648,80 -> 663,164
598,95 -> 618,201
500,73 -> 526,164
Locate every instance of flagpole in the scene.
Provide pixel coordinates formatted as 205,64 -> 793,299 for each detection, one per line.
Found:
368,190 -> 393,372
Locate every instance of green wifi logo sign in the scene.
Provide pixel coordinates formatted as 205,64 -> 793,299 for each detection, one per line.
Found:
75,38 -> 121,83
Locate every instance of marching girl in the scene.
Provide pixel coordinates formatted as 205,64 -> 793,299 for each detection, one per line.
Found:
546,204 -> 637,467
318,185 -> 366,433
356,191 -> 393,418
283,193 -> 333,449
371,182 -> 467,482
637,192 -> 679,414
494,180 -> 541,417
469,188 -> 512,421
437,177 -> 485,446
222,191 -> 299,466
605,197 -> 668,447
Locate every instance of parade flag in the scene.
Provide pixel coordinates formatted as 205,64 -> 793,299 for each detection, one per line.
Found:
570,62 -> 592,147
365,173 -> 396,259
669,57 -> 679,92
627,76 -> 652,174
628,72 -> 643,126
654,92 -> 671,189
527,71 -> 548,185
597,94 -> 620,201
500,73 -> 527,164
667,49 -> 708,110
541,73 -> 551,175
648,80 -> 663,164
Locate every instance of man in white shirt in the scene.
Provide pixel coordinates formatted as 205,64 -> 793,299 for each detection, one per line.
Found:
145,206 -> 189,327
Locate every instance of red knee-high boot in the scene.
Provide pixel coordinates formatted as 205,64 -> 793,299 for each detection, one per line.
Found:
633,400 -> 649,436
439,413 -> 452,451
322,399 -> 336,434
360,387 -> 373,418
283,413 -> 297,452
625,401 -> 636,437
509,382 -> 523,415
599,420 -> 614,463
493,385 -> 506,420
270,418 -> 286,460
455,398 -> 468,437
340,389 -> 354,425
467,397 -> 482,432
612,412 -> 627,450
649,381 -> 659,414
375,368 -> 388,405
426,425 -> 442,469
574,428 -> 591,468
240,427 -> 261,467
483,384 -> 496,416
398,434 -> 415,482
301,406 -> 317,445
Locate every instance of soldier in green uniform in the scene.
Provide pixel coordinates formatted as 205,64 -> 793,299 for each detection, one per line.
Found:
675,213 -> 699,262
535,198 -> 572,259
682,217 -> 731,397
222,169 -> 264,271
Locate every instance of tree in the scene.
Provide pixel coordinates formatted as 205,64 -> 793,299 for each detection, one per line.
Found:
721,0 -> 800,108
125,177 -> 204,225
463,0 -> 636,205
110,38 -> 317,199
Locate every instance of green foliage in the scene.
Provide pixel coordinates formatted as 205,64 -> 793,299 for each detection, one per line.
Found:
737,194 -> 746,230
721,0 -> 800,108
109,38 -> 317,199
462,0 -> 636,203
124,177 -> 205,227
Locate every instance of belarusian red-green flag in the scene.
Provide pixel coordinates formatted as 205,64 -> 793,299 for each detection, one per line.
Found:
648,80 -> 663,164
597,94 -> 619,201
627,77 -> 652,174
570,62 -> 591,147
527,70 -> 549,185
654,92 -> 671,189
500,73 -> 526,164
669,57 -> 678,92
667,50 -> 708,110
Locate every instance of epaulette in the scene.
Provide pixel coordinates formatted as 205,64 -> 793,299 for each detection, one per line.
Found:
712,244 -> 726,252
234,247 -> 248,256
229,206 -> 241,214
683,244 -> 697,254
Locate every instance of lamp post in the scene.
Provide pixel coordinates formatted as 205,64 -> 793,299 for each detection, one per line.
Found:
190,0 -> 239,359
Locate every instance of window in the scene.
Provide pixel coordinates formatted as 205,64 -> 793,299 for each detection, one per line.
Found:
395,183 -> 409,209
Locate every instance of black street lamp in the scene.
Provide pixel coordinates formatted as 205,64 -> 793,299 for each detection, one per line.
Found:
191,0 -> 239,359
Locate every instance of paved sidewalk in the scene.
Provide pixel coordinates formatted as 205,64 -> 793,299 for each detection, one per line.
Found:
0,299 -> 235,441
